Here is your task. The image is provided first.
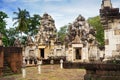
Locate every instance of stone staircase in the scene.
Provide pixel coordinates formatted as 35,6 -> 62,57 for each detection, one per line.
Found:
3,61 -> 14,76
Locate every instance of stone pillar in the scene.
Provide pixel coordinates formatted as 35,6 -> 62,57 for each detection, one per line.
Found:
72,48 -> 75,61
60,59 -> 63,69
32,60 -> 34,65
50,59 -> 54,70
50,59 -> 54,65
22,63 -> 26,78
27,59 -> 29,65
38,60 -> 42,74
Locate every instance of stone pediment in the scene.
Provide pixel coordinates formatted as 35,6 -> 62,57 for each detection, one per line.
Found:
72,34 -> 81,44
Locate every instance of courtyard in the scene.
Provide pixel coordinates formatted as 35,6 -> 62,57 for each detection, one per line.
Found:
0,65 -> 85,80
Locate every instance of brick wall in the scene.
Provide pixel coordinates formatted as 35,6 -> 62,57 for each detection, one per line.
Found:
4,47 -> 22,73
0,46 -> 3,76
84,63 -> 120,80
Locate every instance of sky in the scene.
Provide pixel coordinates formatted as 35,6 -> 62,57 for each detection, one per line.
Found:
0,0 -> 120,30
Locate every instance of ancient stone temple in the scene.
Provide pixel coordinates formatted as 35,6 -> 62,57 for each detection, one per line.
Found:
35,13 -> 58,59
23,13 -> 65,65
100,0 -> 120,59
65,15 -> 98,62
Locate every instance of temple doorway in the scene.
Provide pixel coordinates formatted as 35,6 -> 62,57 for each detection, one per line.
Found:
75,48 -> 81,59
40,49 -> 44,58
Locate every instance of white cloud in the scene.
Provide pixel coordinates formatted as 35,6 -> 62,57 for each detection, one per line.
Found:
3,0 -> 117,30
5,17 -> 15,29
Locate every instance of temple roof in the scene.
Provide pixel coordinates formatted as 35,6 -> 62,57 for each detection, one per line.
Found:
100,0 -> 120,29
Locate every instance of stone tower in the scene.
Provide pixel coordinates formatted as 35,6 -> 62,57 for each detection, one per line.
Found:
101,0 -> 112,9
65,15 -> 98,62
100,0 -> 120,59
35,13 -> 57,59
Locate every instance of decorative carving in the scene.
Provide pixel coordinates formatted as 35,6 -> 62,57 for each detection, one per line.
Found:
65,15 -> 97,47
36,13 -> 57,45
26,35 -> 33,45
13,38 -> 21,47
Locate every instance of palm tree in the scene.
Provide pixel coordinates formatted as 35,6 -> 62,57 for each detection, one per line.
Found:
13,8 -> 30,37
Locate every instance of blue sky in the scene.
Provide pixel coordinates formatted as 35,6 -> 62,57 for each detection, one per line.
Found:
0,0 -> 120,30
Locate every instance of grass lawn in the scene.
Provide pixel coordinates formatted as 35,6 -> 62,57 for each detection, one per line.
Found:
0,65 -> 85,80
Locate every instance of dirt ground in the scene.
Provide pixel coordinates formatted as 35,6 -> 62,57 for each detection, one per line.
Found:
0,65 -> 86,80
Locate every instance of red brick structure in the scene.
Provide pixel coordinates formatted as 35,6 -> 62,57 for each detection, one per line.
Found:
0,46 -> 22,76
84,63 -> 120,80
0,46 -> 3,76
4,47 -> 22,73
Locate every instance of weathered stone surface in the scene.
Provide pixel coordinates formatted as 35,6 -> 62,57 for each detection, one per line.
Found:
65,15 -> 98,62
4,47 -> 22,73
36,13 -> 57,46
0,46 -> 3,76
84,63 -> 120,80
26,35 -> 33,46
13,38 -> 21,47
100,0 -> 120,59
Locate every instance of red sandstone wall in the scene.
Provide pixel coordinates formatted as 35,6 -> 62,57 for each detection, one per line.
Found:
4,47 -> 22,73
0,46 -> 3,76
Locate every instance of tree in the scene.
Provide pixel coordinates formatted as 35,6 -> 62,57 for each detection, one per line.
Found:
6,28 -> 19,46
13,8 -> 30,37
0,11 -> 8,46
88,16 -> 104,47
25,14 -> 41,36
58,25 -> 67,44
0,11 -> 8,35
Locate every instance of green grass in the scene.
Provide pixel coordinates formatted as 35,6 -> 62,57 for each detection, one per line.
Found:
0,65 -> 85,80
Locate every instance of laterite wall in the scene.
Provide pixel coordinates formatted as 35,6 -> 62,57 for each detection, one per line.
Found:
0,46 -> 3,76
4,47 -> 22,73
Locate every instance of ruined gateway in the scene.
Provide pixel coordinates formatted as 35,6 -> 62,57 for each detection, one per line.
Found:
22,0 -> 120,64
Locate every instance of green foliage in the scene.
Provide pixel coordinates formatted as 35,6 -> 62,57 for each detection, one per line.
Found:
88,16 -> 104,47
58,25 -> 67,43
7,28 -> 19,46
0,9 -> 41,46
21,36 -> 27,45
0,11 -> 8,35
0,11 -> 9,46
2,35 -> 9,47
25,14 -> 41,36
13,8 -> 30,35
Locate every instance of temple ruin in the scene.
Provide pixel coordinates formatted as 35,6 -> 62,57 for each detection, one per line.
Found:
22,0 -> 120,64
100,0 -> 120,60
23,13 -> 65,65
65,15 -> 98,62
35,13 -> 65,59
23,13 -> 101,64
